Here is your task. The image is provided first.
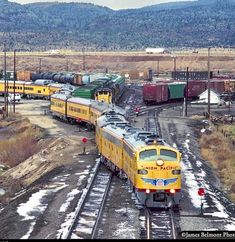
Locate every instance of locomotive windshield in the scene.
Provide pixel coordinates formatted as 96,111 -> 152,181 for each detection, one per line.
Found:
159,149 -> 178,161
139,149 -> 157,161
139,149 -> 178,161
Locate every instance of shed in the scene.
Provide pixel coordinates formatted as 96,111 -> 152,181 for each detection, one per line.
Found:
198,89 -> 221,104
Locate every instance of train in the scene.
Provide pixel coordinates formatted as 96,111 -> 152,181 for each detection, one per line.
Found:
50,94 -> 182,208
0,80 -> 64,99
143,79 -> 228,105
0,74 -> 125,104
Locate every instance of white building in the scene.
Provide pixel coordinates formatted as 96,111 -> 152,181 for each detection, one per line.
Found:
197,89 -> 221,104
145,48 -> 171,54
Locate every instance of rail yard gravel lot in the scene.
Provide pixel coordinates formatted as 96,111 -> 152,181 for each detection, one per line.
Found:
0,85 -> 235,239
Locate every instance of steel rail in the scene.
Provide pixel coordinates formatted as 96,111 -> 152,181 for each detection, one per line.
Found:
91,173 -> 113,239
169,208 -> 177,239
63,159 -> 101,239
145,208 -> 151,240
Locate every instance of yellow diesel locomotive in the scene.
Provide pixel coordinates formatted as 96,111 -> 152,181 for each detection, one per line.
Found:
50,93 -> 182,208
96,112 -> 181,208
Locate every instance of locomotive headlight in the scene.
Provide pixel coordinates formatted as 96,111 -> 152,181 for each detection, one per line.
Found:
156,159 -> 164,166
170,189 -> 176,194
172,169 -> 181,175
138,169 -> 148,175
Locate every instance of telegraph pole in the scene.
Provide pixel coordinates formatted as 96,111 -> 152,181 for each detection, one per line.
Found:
157,59 -> 160,76
39,58 -> 42,73
4,50 -> 7,118
174,56 -> 177,73
82,47 -> 86,71
4,50 -> 9,118
229,80 -> 231,113
13,50 -> 16,113
66,59 -> 69,72
207,47 -> 211,119
185,67 -> 189,117
171,55 -> 177,80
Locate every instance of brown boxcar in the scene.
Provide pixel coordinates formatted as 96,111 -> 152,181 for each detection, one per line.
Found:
143,83 -> 168,104
208,80 -> 225,94
16,71 -> 32,81
187,80 -> 207,98
224,80 -> 235,92
73,73 -> 83,85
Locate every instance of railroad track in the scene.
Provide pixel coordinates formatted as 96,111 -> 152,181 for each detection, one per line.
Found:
142,208 -> 178,239
142,105 -> 181,239
63,160 -> 113,239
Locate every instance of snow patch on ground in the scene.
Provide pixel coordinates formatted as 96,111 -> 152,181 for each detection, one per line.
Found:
196,160 -> 202,167
182,136 -> 235,228
113,221 -> 136,239
59,188 -> 81,213
201,128 -> 206,133
78,160 -> 85,163
21,221 -> 36,239
225,223 -> 235,230
18,183 -> 67,239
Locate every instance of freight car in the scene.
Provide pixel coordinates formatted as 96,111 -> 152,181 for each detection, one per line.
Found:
50,94 -> 182,208
31,72 -> 104,86
143,80 -> 225,105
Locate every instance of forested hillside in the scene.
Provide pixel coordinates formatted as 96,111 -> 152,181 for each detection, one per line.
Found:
0,0 -> 235,50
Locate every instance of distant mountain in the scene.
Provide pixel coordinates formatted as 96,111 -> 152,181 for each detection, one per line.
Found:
0,0 -> 235,51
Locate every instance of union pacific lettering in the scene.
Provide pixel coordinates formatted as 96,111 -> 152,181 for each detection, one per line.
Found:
143,166 -> 178,170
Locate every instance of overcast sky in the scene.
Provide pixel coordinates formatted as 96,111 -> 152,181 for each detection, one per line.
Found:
11,0 -> 195,10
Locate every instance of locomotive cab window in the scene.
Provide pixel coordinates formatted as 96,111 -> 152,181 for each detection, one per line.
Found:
139,149 -> 157,161
159,149 -> 178,161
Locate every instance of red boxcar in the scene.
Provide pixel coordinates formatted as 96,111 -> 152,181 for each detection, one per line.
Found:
143,83 -> 168,104
208,80 -> 225,94
187,80 -> 207,98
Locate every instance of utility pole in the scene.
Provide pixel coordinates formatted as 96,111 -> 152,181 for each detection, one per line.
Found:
39,58 -> 42,73
13,50 -> 16,113
171,55 -> 177,80
82,47 -> 86,71
229,81 -> 231,113
4,50 -> 7,118
66,59 -> 69,72
174,56 -> 177,73
185,67 -> 189,117
157,59 -> 160,76
207,47 -> 211,119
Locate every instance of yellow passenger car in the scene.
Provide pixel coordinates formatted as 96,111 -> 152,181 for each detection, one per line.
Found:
90,101 -> 110,126
66,97 -> 91,123
50,93 -> 68,119
24,83 -> 50,98
48,83 -> 63,96
0,80 -> 25,95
